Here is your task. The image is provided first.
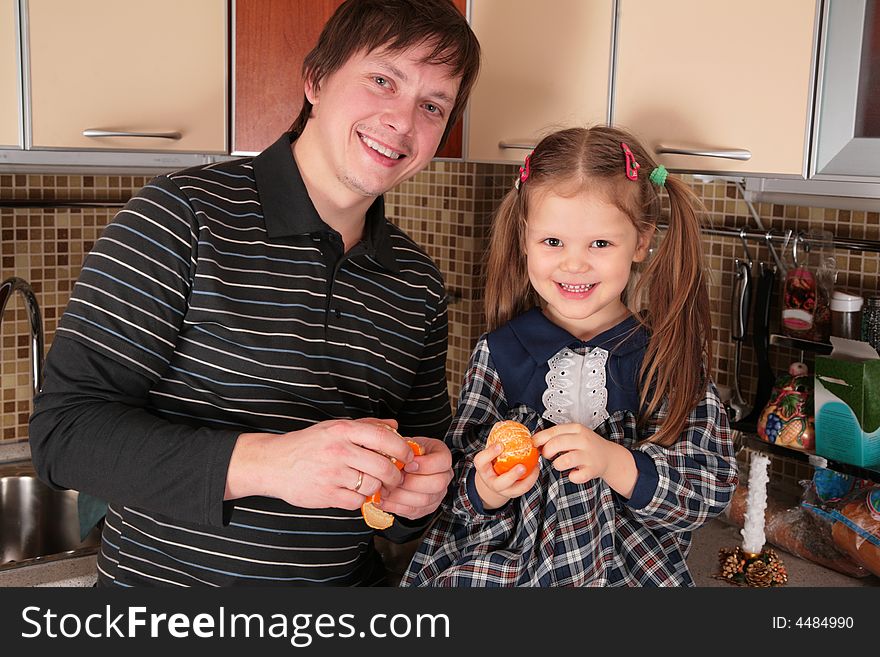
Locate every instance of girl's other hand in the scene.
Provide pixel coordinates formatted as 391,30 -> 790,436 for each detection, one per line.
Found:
472,442 -> 539,510
532,423 -> 611,485
533,423 -> 638,497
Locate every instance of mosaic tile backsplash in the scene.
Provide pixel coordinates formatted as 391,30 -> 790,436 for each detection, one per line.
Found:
2,165 -> 879,494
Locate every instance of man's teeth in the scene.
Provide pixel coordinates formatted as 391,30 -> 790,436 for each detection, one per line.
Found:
559,283 -> 595,292
362,136 -> 402,159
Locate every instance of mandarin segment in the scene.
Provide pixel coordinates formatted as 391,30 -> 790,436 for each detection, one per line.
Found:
487,420 -> 539,479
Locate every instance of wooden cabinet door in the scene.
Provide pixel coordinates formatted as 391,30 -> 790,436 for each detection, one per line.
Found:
233,0 -> 342,155
27,0 -> 227,153
233,0 -> 465,158
613,0 -> 819,177
466,0 -> 613,163
0,0 -> 21,149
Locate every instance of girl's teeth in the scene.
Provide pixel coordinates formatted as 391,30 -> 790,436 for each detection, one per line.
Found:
560,283 -> 594,292
361,136 -> 402,159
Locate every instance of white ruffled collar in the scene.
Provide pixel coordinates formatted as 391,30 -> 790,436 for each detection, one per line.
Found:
541,346 -> 610,428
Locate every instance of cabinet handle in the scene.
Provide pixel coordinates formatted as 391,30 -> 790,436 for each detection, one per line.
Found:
498,141 -> 537,150
655,146 -> 751,161
82,129 -> 182,140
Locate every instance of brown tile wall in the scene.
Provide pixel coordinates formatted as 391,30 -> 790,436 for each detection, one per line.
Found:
3,165 -> 879,495
384,161 -> 512,406
1,174 -> 147,441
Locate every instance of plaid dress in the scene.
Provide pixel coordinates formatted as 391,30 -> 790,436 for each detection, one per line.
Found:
401,310 -> 738,587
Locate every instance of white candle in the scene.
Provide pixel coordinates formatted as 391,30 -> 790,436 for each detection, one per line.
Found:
740,452 -> 770,555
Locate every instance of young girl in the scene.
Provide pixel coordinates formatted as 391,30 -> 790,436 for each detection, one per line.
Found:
401,126 -> 738,587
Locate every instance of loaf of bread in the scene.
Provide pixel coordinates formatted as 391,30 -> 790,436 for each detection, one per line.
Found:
831,490 -> 880,578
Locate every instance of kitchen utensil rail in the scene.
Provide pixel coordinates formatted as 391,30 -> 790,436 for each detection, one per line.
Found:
659,223 -> 880,254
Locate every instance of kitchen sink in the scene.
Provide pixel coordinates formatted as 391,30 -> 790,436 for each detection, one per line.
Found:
0,471 -> 101,569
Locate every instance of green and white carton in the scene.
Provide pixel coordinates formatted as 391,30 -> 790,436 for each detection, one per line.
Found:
814,338 -> 880,468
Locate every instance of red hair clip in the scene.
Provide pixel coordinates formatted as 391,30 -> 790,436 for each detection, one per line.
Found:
515,153 -> 532,190
621,142 -> 640,181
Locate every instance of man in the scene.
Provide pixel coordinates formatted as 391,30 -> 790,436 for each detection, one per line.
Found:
29,0 -> 480,586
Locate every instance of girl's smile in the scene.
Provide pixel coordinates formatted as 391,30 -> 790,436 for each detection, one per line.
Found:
556,281 -> 597,298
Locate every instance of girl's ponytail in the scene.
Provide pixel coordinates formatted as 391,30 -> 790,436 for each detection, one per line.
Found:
633,175 -> 713,446
484,188 -> 537,331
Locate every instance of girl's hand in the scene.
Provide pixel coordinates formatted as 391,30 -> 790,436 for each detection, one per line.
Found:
532,423 -> 611,484
472,442 -> 540,510
532,423 -> 638,497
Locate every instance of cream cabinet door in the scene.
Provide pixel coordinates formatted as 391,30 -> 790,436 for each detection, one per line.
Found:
613,0 -> 819,177
467,0 -> 613,163
27,0 -> 226,153
0,0 -> 21,149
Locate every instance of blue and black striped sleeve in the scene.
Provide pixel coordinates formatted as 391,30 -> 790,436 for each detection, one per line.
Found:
30,176 -> 239,527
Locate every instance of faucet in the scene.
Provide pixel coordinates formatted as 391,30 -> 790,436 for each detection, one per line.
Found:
0,277 -> 45,398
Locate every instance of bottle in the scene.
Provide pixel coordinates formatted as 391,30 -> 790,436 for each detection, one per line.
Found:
782,264 -> 831,342
863,296 -> 880,352
830,291 -> 863,340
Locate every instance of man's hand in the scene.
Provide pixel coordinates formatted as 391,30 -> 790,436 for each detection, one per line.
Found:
225,418 -> 416,510
374,436 -> 453,520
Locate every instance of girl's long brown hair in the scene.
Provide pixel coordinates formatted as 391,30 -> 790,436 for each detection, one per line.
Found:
485,126 -> 712,447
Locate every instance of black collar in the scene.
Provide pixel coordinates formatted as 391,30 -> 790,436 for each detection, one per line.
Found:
252,132 -> 399,272
509,308 -> 647,363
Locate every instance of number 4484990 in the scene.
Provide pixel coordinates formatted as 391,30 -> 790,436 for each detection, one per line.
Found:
796,617 -> 853,629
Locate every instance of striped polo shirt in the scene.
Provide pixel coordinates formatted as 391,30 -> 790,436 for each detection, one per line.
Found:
40,132 -> 452,586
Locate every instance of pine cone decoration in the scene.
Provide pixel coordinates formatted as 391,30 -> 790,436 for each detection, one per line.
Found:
767,560 -> 788,585
745,560 -> 773,587
720,554 -> 741,580
718,547 -> 747,582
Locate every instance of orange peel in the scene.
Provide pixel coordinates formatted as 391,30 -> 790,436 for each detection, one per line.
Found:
361,492 -> 395,530
391,439 -> 424,469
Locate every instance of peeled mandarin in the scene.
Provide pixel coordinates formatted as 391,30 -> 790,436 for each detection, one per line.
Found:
487,420 -> 538,480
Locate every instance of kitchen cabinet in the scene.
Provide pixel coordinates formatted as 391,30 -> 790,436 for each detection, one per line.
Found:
26,0 -> 226,154
233,0 -> 342,156
613,0 -> 820,178
466,0 -> 614,163
812,0 -> 880,182
232,0 -> 466,158
0,0 -> 20,149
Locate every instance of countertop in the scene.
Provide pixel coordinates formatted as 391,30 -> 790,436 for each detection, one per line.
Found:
0,439 -> 31,465
0,553 -> 97,587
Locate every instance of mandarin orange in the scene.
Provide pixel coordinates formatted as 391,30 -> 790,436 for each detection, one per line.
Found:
487,420 -> 538,480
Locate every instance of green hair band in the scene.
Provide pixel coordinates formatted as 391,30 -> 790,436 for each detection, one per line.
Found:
649,165 -> 668,187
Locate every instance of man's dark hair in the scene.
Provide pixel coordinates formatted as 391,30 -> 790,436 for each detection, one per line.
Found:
289,0 -> 480,149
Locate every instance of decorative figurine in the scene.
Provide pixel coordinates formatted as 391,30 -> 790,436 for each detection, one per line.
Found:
757,362 -> 815,452
717,454 -> 788,588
